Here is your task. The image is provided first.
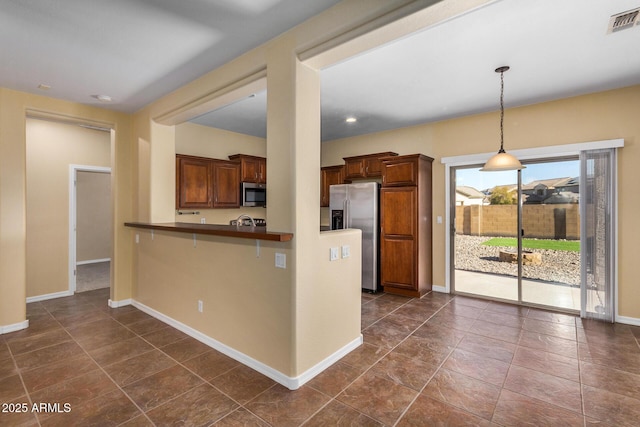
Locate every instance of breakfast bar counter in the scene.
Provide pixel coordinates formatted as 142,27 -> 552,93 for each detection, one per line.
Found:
124,222 -> 293,242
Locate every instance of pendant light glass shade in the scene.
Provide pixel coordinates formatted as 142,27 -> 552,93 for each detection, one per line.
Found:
481,66 -> 524,172
480,149 -> 524,171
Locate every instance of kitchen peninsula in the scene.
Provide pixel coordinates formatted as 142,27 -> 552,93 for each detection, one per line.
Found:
125,222 -> 293,242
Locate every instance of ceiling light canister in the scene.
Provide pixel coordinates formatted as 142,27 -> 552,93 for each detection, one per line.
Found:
345,117 -> 357,123
481,66 -> 524,172
92,94 -> 113,102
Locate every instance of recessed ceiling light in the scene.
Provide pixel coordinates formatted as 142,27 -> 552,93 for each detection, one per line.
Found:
37,84 -> 51,90
345,117 -> 357,123
92,94 -> 113,102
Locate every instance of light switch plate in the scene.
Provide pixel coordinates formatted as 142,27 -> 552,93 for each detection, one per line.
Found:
341,245 -> 350,258
330,247 -> 339,261
275,253 -> 286,269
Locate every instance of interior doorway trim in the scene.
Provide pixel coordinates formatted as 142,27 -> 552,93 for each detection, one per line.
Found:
69,164 -> 112,294
440,138 -> 624,295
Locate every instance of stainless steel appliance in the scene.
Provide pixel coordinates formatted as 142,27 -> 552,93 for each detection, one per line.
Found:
241,182 -> 266,207
330,182 -> 380,292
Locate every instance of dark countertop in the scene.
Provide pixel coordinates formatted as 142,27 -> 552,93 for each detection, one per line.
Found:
124,222 -> 293,242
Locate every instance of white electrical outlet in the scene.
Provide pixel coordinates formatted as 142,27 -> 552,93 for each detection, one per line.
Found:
437,216 -> 443,224
200,218 -> 206,224
275,253 -> 286,269
330,247 -> 339,261
198,300 -> 203,313
341,245 -> 350,258
135,234 -> 139,244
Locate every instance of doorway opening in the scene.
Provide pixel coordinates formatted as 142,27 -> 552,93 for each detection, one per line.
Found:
69,166 -> 112,294
452,158 -> 581,312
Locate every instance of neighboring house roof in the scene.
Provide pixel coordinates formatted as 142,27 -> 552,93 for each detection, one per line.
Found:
521,177 -> 573,191
544,191 -> 579,204
456,186 -> 485,199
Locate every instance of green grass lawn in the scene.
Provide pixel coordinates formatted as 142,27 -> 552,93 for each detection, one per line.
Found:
482,237 -> 580,252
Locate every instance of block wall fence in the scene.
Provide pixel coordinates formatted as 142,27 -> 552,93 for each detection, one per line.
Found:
455,204 -> 580,240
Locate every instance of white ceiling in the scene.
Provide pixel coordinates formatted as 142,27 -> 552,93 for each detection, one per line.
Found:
3,1 -> 640,142
0,0 -> 342,110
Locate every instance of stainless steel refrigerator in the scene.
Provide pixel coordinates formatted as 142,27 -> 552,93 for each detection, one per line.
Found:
329,182 -> 380,292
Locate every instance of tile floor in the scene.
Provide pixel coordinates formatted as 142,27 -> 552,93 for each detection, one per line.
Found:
2,288 -> 640,426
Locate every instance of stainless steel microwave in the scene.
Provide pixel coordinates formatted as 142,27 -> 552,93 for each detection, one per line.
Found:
241,182 -> 266,207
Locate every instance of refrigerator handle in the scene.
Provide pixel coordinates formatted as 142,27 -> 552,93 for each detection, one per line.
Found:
343,199 -> 350,227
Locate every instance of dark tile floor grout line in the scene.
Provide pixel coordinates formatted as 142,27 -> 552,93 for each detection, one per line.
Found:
5,341 -> 41,427
61,303 -> 157,427
85,315 -> 230,425
307,291 -> 456,426
95,303 -> 280,426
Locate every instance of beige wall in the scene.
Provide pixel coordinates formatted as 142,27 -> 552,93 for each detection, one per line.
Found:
77,170 -> 112,262
0,87 -> 133,329
26,119 -> 111,297
322,84 -> 640,319
133,228 -> 361,379
175,122 -> 266,158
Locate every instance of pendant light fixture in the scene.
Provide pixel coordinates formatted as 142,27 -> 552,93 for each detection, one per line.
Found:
481,66 -> 524,171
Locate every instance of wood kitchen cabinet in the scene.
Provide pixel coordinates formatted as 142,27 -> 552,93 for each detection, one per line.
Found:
229,154 -> 266,183
320,165 -> 344,207
380,154 -> 433,297
343,152 -> 398,180
176,154 -> 240,209
212,160 -> 240,208
176,154 -> 212,209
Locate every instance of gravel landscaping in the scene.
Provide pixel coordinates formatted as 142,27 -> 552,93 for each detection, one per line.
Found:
455,235 -> 580,286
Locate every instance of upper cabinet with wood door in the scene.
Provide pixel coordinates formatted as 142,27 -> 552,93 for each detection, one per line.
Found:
176,154 -> 212,209
176,154 -> 240,209
380,154 -> 433,297
212,160 -> 240,208
320,165 -> 344,207
343,152 -> 398,180
229,154 -> 266,183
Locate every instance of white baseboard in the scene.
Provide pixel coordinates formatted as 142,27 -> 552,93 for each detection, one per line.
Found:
108,298 -> 132,308
432,285 -> 448,294
76,258 -> 111,266
291,335 -> 363,388
1,319 -> 29,335
131,299 -> 362,390
616,315 -> 640,327
26,290 -> 73,303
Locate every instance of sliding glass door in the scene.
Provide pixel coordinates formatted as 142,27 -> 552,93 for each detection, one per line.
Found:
453,166 -> 519,302
520,159 -> 581,310
453,158 -> 583,312
447,141 -> 621,320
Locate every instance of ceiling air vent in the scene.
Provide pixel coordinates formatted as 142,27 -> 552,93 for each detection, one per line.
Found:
607,8 -> 640,33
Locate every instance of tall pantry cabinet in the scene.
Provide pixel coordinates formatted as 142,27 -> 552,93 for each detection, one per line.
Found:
380,154 -> 433,297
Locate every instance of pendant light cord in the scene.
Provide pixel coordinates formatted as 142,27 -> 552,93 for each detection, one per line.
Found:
499,69 -> 505,153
